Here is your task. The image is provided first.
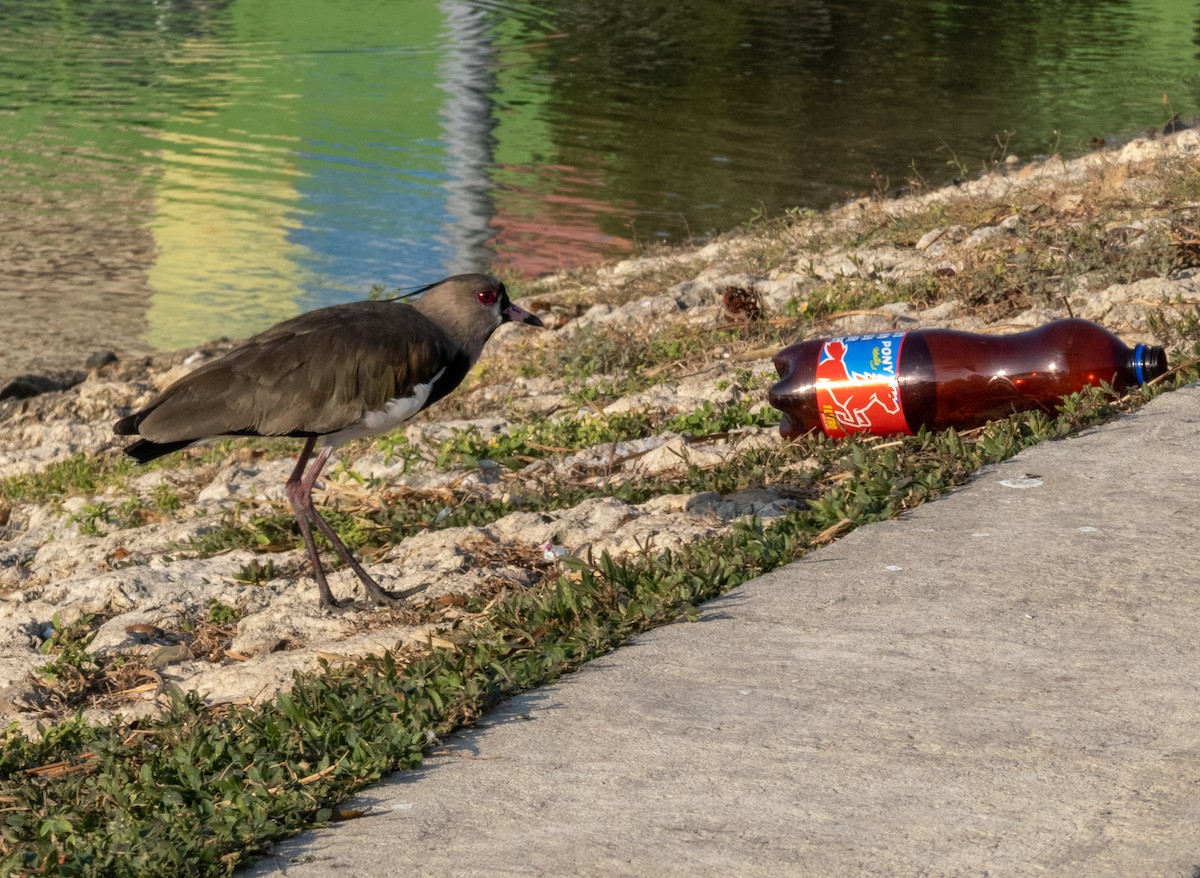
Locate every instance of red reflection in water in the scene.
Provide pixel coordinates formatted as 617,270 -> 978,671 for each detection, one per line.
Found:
487,162 -> 634,277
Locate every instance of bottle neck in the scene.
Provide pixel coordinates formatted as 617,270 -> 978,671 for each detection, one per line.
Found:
1130,344 -> 1168,386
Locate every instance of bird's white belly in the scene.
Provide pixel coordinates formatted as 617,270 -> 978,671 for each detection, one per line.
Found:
320,368 -> 444,447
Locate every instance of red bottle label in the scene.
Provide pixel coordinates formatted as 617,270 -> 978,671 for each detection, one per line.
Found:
814,332 -> 911,438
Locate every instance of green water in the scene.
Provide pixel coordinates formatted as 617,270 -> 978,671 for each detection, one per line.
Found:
1,0 -> 1197,372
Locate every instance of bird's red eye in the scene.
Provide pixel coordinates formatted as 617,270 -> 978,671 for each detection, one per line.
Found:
476,289 -> 498,306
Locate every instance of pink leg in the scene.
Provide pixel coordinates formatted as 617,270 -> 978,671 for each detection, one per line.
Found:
286,438 -> 337,608
285,437 -> 395,608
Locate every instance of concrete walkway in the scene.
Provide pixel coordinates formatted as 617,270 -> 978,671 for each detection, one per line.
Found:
245,385 -> 1200,878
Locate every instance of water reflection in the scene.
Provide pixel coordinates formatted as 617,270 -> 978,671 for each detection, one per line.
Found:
0,0 -> 1198,376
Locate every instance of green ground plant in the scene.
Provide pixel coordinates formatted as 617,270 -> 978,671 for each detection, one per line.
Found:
0,454 -> 136,507
36,614 -> 102,684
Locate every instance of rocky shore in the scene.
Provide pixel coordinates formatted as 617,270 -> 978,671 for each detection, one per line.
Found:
2,127 -> 1199,735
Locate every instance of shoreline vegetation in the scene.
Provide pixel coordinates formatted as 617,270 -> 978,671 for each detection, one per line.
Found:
2,127 -> 1200,875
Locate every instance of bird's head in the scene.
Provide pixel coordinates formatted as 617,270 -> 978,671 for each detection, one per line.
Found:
412,273 -> 544,359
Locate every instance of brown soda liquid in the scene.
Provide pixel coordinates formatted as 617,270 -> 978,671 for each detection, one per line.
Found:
768,318 -> 1168,440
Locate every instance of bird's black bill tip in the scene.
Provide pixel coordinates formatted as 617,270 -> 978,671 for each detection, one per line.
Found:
502,301 -> 545,328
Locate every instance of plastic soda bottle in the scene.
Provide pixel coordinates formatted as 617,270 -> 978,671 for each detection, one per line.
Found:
767,318 -> 1168,440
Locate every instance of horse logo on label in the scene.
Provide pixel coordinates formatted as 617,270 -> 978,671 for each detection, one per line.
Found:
814,335 -> 907,437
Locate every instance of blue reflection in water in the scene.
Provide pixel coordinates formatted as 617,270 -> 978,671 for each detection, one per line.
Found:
287,141 -> 457,314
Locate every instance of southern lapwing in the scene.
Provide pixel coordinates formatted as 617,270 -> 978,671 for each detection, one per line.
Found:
114,274 -> 543,609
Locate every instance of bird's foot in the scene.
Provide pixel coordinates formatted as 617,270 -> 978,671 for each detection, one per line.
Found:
356,580 -> 430,609
317,595 -> 359,614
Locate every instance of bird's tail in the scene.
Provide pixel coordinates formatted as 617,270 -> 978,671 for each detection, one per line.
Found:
113,413 -> 141,436
121,438 -> 196,464
116,410 -> 202,463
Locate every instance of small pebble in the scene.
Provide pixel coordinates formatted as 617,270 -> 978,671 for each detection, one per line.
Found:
84,351 -> 118,370
126,623 -> 165,642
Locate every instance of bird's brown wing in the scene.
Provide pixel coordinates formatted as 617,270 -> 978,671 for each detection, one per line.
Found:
127,302 -> 460,443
